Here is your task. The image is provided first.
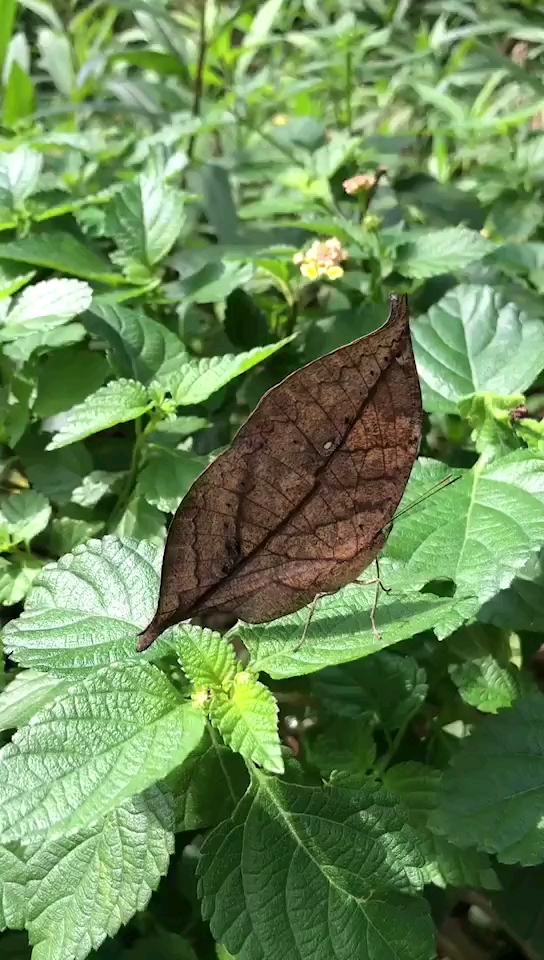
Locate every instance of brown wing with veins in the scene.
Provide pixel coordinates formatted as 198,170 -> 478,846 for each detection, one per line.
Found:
137,294 -> 422,651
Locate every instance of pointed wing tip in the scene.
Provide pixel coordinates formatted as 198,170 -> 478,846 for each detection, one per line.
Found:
136,621 -> 160,653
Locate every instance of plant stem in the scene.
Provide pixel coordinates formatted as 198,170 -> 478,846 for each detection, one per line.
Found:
345,49 -> 353,132
107,418 -> 145,531
187,0 -> 208,163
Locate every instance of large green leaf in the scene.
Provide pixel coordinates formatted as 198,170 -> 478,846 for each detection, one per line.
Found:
312,652 -> 428,730
0,233 -> 124,284
156,338 -> 295,406
432,694 -> 544,865
238,560 -> 476,679
0,278 -> 92,342
25,788 -> 173,960
84,300 -> 187,383
45,379 -> 152,450
412,285 -> 544,412
0,670 -> 72,733
386,452 -> 544,607
198,775 -> 434,960
137,446 -> 209,513
383,762 -> 498,890
0,663 -> 204,844
396,227 -> 490,279
105,176 -> 186,269
1,536 -> 177,674
168,727 -> 249,832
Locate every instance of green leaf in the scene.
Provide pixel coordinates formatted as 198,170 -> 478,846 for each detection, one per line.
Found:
0,147 -> 42,208
0,490 -> 51,547
383,762 -> 499,890
457,392 -> 523,458
0,0 -> 17,74
84,300 -> 187,383
412,285 -> 544,413
312,651 -> 428,730
0,233 -> 124,285
0,670 -> 72,732
46,379 -> 152,450
432,693 -> 544,865
1,536 -> 175,674
209,672 -> 284,774
138,446 -> 209,513
198,776 -> 434,960
239,562 -> 476,679
26,788 -> 173,960
37,27 -> 74,97
70,470 -> 123,508
174,627 -> 237,690
105,176 -> 186,268
34,346 -> 110,419
115,495 -> 167,546
0,663 -> 205,844
492,864 -> 544,956
0,278 -> 92,342
177,260 -> 255,305
447,624 -> 522,714
3,62 -> 35,128
48,516 -> 104,555
156,336 -> 295,406
0,554 -> 43,606
0,843 -> 28,930
396,226 -> 490,279
167,727 -> 249,831
387,452 -> 544,608
308,717 -> 376,778
235,0 -> 286,79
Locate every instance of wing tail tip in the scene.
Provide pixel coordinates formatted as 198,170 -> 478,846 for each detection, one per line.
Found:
136,620 -> 161,653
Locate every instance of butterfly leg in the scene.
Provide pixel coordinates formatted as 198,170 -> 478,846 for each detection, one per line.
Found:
354,559 -> 390,639
293,592 -> 322,652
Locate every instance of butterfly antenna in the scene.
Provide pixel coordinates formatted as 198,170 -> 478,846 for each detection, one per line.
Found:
391,474 -> 460,525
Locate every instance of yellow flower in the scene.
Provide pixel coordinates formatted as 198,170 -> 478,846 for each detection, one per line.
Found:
293,236 -> 348,281
272,113 -> 288,125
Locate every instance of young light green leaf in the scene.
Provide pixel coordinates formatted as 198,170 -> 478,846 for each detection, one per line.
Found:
396,227 -> 490,279
173,627 -> 237,690
0,663 -> 205,844
156,336 -> 294,406
412,285 -> 544,412
312,651 -> 428,731
84,299 -> 187,383
0,146 -> 42,208
0,278 -> 92,342
3,60 -> 35,127
235,0 -> 285,80
46,379 -> 152,450
387,452 -> 544,609
24,787 -> 173,960
167,727 -> 249,831
70,470 -> 123,508
432,694 -> 544,865
138,446 -> 209,513
457,392 -> 523,459
383,762 -> 499,890
0,670 -> 72,732
105,175 -> 186,268
198,777 -> 434,960
209,672 -> 283,774
0,490 -> 51,546
1,536 -> 174,674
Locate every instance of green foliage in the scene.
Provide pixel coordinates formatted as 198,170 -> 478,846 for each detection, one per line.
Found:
1,3 -> 544,960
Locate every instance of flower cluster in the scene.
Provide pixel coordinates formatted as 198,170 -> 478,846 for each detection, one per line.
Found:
293,237 -> 348,280
342,172 -> 378,195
